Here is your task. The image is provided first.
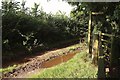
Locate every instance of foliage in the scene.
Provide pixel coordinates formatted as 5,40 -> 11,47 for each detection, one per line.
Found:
69,2 -> 120,33
2,0 -> 85,60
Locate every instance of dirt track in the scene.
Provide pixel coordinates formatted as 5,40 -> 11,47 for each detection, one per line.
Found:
2,44 -> 82,78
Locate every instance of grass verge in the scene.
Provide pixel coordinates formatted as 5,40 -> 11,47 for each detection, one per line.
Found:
0,65 -> 17,74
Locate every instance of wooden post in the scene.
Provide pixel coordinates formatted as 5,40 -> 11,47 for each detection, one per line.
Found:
98,32 -> 106,79
110,34 -> 114,78
88,12 -> 103,56
88,11 -> 92,55
110,35 -> 120,78
92,33 -> 99,65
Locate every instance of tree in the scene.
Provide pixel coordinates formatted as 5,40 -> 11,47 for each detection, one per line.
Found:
31,3 -> 40,17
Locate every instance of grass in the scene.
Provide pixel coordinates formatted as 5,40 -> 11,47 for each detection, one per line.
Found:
0,65 -> 17,74
29,48 -> 98,79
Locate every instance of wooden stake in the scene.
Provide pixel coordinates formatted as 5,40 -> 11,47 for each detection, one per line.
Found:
88,11 -> 92,55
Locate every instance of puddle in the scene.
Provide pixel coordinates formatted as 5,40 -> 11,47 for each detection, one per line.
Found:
41,50 -> 80,68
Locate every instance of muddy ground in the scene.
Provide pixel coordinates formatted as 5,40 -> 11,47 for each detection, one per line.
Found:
2,43 -> 84,79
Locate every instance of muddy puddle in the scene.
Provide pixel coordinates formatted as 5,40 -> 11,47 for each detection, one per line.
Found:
41,49 -> 80,68
15,53 -> 78,78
